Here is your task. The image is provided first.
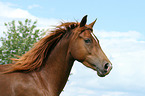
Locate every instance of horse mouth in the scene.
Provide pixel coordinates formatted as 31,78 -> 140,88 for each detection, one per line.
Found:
97,70 -> 106,77
96,67 -> 112,77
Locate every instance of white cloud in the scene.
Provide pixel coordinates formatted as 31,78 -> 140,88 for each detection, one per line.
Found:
28,4 -> 41,9
0,1 -> 59,40
102,91 -> 128,96
10,8 -> 37,19
95,30 -> 142,39
0,2 -> 36,19
37,18 -> 60,30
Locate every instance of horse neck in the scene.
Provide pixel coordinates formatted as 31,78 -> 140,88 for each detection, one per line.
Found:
38,36 -> 74,95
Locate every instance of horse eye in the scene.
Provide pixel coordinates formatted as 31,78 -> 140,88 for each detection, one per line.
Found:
84,38 -> 92,43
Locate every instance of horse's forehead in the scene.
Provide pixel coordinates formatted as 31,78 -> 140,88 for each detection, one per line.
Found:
77,26 -> 99,43
76,25 -> 92,31
83,30 -> 92,36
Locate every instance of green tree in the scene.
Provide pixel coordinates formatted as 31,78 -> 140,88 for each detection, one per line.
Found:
0,19 -> 44,64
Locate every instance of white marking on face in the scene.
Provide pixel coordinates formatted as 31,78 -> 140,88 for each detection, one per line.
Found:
91,33 -> 98,43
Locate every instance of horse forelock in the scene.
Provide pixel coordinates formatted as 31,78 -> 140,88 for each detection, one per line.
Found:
4,22 -> 79,73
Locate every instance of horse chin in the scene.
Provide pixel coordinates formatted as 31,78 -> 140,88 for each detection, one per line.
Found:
97,69 -> 112,77
97,71 -> 106,77
96,68 -> 107,77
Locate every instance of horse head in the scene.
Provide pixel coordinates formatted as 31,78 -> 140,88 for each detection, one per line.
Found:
69,15 -> 112,77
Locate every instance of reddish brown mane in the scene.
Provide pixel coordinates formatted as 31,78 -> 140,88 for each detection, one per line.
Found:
5,22 -> 79,73
0,16 -> 112,96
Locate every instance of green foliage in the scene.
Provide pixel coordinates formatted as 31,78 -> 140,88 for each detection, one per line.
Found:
0,19 -> 44,64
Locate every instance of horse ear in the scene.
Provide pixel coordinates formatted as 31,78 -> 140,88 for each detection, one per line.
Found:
89,18 -> 97,28
80,15 -> 88,27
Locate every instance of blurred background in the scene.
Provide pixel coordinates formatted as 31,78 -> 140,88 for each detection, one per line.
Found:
0,0 -> 145,96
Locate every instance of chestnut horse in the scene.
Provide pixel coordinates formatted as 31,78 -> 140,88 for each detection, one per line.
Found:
0,15 -> 112,96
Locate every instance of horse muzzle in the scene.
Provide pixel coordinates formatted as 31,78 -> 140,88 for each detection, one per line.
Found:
96,63 -> 112,77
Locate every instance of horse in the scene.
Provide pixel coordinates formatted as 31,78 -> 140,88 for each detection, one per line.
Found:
0,15 -> 112,96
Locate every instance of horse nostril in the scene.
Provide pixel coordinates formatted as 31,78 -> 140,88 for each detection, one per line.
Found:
104,63 -> 109,71
103,63 -> 112,74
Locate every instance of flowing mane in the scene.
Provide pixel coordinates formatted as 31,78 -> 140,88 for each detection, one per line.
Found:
0,16 -> 112,96
5,22 -> 79,73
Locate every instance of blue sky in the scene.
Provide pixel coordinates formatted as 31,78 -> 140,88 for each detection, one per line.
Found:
0,0 -> 145,96
1,0 -> 145,33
